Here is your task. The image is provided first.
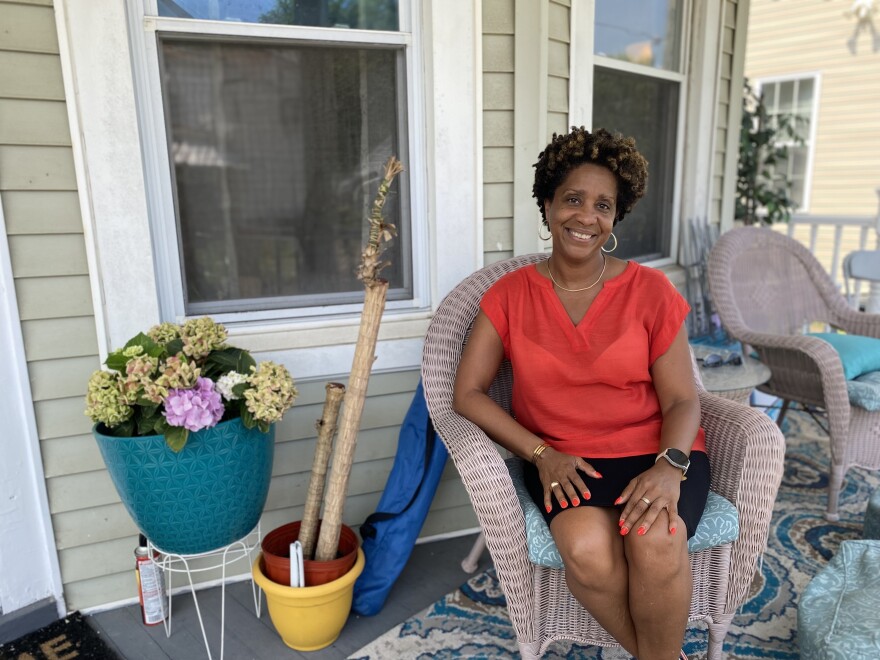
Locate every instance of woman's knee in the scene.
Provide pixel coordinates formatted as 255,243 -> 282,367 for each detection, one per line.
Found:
623,525 -> 688,579
558,533 -> 621,586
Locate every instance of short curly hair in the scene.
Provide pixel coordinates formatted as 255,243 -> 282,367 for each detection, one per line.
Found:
533,127 -> 649,226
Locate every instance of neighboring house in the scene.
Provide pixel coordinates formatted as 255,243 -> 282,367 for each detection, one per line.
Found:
745,0 -> 880,268
0,0 -> 749,631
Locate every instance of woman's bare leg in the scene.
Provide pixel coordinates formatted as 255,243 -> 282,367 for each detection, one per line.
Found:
624,514 -> 691,660
550,507 -> 640,657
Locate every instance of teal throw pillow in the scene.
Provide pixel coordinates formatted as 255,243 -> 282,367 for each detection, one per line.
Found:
808,333 -> 880,380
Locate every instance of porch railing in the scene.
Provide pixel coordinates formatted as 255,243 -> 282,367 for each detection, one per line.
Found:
781,189 -> 880,311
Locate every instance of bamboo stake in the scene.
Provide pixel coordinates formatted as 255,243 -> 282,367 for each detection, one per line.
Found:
315,156 -> 403,562
298,382 -> 345,560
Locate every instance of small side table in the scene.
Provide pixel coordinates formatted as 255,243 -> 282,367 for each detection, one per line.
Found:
149,524 -> 262,660
690,344 -> 771,405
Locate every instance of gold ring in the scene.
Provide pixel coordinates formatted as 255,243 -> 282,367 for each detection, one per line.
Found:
550,481 -> 560,489
640,497 -> 651,506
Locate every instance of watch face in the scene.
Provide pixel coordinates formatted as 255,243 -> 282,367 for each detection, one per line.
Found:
666,448 -> 690,466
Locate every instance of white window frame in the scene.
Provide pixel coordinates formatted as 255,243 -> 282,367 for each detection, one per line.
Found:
568,0 -> 691,268
133,1 -> 428,324
755,72 -> 821,213
569,0 -> 747,268
58,0 -> 482,377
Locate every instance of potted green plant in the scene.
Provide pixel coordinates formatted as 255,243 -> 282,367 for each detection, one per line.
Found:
85,317 -> 298,555
736,79 -> 806,226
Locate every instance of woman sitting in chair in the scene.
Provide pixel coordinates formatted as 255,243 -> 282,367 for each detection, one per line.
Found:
453,127 -> 709,660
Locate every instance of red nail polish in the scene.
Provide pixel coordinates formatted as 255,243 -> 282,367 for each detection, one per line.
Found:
560,501 -> 568,509
670,527 -> 677,535
571,498 -> 580,506
546,505 -> 552,513
618,519 -> 625,527
594,471 -> 603,478
620,526 -> 629,536
637,526 -> 646,536
614,497 -> 623,505
584,492 -> 591,500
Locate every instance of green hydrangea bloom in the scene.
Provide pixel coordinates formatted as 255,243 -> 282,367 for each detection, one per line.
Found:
155,355 -> 200,391
244,362 -> 298,424
180,317 -> 228,360
147,322 -> 181,345
85,370 -> 133,427
122,355 -> 160,404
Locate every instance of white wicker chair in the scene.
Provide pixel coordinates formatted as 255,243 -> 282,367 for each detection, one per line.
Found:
422,254 -> 786,659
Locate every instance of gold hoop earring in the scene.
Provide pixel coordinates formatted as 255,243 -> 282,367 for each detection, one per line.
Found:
602,232 -> 618,253
538,224 -> 552,241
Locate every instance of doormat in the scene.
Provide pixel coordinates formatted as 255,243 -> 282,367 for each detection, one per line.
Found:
0,612 -> 119,660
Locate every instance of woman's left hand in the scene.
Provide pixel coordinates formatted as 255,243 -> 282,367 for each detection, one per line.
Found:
615,462 -> 683,536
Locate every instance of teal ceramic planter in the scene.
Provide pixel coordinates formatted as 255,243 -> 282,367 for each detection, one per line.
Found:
94,417 -> 274,555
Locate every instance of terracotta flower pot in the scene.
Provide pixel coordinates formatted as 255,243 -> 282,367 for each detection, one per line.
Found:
261,521 -> 358,586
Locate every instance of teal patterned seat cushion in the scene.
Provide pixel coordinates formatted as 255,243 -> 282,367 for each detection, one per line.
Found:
847,370 -> 880,411
506,458 -> 739,569
798,540 -> 880,659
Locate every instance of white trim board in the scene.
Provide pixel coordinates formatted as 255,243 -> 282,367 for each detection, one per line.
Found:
0,196 -> 65,618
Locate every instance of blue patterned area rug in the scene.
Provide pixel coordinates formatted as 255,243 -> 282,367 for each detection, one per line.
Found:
350,411 -> 879,659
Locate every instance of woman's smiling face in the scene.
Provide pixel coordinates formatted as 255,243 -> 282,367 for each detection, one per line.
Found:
543,162 -> 618,259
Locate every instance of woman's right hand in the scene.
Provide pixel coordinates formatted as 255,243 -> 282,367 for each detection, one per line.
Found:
536,448 -> 602,513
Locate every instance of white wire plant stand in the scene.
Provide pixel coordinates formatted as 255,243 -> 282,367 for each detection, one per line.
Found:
148,523 -> 262,660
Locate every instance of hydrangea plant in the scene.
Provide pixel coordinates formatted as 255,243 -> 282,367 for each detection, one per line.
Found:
85,317 -> 298,451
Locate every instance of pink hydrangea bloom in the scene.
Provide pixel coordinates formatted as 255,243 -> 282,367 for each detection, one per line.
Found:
163,377 -> 224,432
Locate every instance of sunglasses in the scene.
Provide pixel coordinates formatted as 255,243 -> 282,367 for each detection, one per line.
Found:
699,352 -> 743,368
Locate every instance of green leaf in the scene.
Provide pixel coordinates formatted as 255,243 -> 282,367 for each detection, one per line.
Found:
113,418 -> 137,437
164,426 -> 189,453
241,405 -> 256,430
105,351 -> 128,372
136,411 -> 160,436
164,338 -> 184,356
203,348 -> 257,380
231,382 -> 249,397
125,333 -> 162,355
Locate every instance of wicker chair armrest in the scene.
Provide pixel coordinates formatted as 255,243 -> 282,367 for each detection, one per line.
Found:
428,408 -> 537,636
832,309 -> 880,339
741,331 -> 847,389
698,391 -> 785,611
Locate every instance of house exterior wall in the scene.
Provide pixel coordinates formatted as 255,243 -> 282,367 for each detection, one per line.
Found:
746,0 -> 880,217
2,0 -> 752,613
746,0 -> 880,275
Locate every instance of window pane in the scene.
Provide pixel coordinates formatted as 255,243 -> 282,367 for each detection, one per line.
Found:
777,81 -> 794,114
593,67 -> 679,261
160,38 -> 409,312
158,0 -> 399,30
594,0 -> 683,71
797,77 -> 814,112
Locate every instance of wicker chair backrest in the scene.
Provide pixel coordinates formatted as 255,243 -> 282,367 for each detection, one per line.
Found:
710,227 -> 846,336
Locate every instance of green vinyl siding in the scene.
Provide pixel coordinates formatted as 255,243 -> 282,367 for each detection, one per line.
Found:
483,0 -> 515,264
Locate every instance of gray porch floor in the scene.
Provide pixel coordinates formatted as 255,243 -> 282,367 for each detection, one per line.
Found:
88,532 -> 483,660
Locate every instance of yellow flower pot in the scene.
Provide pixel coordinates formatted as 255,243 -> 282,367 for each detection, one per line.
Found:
252,548 -> 365,651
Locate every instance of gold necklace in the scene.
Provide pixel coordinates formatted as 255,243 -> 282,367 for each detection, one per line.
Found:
546,254 -> 606,292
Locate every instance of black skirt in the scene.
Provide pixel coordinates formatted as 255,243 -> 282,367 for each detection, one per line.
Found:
522,451 -> 710,539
